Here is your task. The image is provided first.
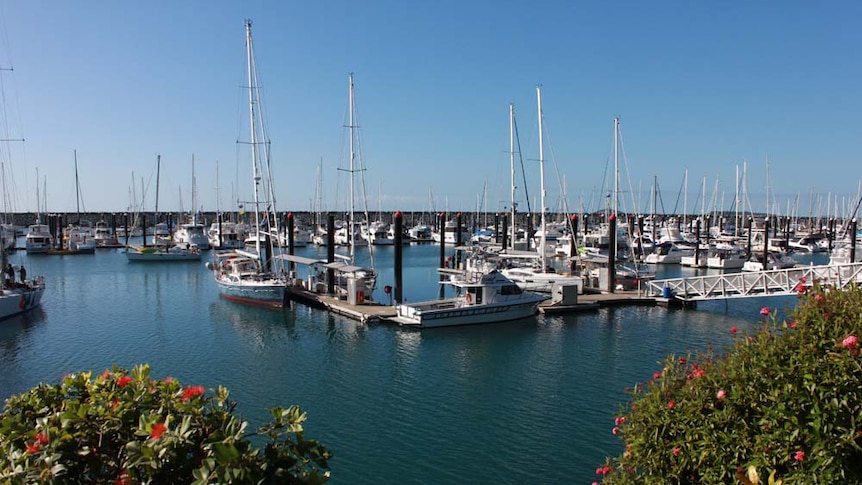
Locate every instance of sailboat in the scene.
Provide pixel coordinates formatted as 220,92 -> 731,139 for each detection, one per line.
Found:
500,86 -> 583,293
173,155 -> 210,249
125,154 -> 201,262
329,73 -> 377,301
205,19 -> 287,307
0,248 -> 45,320
61,150 -> 96,254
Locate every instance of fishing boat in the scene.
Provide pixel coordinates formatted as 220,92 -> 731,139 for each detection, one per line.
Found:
0,251 -> 45,320
391,269 -> 547,328
205,19 -> 287,307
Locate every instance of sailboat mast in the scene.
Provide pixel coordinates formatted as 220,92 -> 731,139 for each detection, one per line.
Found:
613,117 -> 619,218
509,103 -> 516,246
348,72 -> 356,263
536,85 -> 546,270
74,149 -> 81,220
245,19 -> 262,258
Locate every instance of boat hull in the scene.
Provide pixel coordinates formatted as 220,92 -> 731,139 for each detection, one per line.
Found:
125,248 -> 202,262
0,283 -> 45,320
393,297 -> 545,328
215,279 -> 286,308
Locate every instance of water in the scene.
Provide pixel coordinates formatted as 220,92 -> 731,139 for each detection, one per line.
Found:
0,241 -> 815,484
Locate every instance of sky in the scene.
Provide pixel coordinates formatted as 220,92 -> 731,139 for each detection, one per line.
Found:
0,1 -> 860,219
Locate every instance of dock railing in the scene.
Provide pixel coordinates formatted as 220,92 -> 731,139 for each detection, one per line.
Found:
647,262 -> 862,302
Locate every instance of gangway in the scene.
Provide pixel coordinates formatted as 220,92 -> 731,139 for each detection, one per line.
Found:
647,263 -> 862,302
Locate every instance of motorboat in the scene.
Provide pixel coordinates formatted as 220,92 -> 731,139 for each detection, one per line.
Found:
390,270 -> 548,328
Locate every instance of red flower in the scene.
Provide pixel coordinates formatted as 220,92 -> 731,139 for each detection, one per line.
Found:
672,447 -> 681,456
842,335 -> 858,349
115,470 -> 131,485
760,307 -> 770,316
614,416 -> 627,426
798,276 -> 807,283
794,450 -> 805,461
117,375 -> 133,387
716,389 -> 727,400
595,465 -> 611,475
34,433 -> 49,444
815,294 -> 825,303
25,442 -> 40,454
151,422 -> 167,440
612,426 -> 620,435
730,326 -> 738,334
653,371 -> 662,380
678,357 -> 687,365
690,368 -> 706,379
667,400 -> 675,409
794,283 -> 806,293
788,320 -> 798,329
182,385 -> 205,400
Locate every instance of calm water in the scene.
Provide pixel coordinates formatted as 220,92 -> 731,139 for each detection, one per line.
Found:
0,241 -> 815,484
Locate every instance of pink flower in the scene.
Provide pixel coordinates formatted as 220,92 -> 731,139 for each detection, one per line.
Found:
667,400 -> 675,409
730,326 -> 738,334
653,371 -> 662,380
798,276 -> 807,283
842,335 -> 858,349
794,450 -> 805,461
672,447 -> 681,456
815,294 -> 825,303
116,375 -> 133,387
794,283 -> 806,293
678,357 -> 687,365
182,385 -> 205,401
612,427 -> 620,435
716,389 -> 727,400
595,465 -> 611,475
760,307 -> 771,316
788,320 -> 797,329
614,416 -> 626,426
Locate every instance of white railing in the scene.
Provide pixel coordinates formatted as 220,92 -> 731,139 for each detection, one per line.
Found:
647,263 -> 862,302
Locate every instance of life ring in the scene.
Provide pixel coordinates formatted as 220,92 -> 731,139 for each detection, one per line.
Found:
465,293 -> 472,304
18,295 -> 26,309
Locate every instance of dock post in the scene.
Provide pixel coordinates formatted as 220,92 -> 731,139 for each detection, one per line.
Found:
636,215 -> 644,262
141,214 -> 147,247
785,217 -> 791,249
851,219 -> 858,264
327,214 -> 335,295
456,212 -> 463,268
439,212 -> 447,299
570,214 -> 578,272
123,213 -> 129,247
501,213 -> 509,250
746,217 -> 753,255
695,218 -> 701,266
287,213 -> 295,274
394,211 -> 404,304
494,213 -> 500,244
828,218 -> 835,253
608,214 -> 617,293
526,213 -> 534,250
763,218 -> 771,270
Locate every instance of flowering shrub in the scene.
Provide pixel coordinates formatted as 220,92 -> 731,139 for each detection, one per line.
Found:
596,282 -> 862,484
0,364 -> 331,484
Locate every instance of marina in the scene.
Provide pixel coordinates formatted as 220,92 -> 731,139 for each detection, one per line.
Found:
0,234 -> 831,484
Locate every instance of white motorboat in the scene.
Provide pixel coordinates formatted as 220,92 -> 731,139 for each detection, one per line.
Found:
390,270 -> 548,328
644,242 -> 692,265
25,224 -> 53,254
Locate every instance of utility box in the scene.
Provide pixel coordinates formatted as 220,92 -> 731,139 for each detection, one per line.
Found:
347,276 -> 368,305
552,284 -> 579,305
597,268 -> 610,290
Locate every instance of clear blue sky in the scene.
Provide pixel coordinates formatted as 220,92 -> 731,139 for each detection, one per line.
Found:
0,1 -> 860,218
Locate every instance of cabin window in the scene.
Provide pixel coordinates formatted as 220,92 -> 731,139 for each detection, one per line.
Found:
500,285 -> 522,295
472,289 -> 483,304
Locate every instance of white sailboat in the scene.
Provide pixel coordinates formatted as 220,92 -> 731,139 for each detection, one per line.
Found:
206,19 -> 287,307
328,73 -> 377,301
501,86 -> 583,293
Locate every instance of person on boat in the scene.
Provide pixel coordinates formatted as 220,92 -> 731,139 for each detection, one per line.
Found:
18,265 -> 27,285
4,264 -> 13,287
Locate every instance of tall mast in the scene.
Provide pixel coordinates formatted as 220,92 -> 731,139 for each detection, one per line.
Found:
536,85 -> 546,270
510,103 -> 516,246
74,149 -> 81,220
245,19 -> 262,258
613,117 -> 619,218
348,72 -> 356,264
683,167 -> 688,234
